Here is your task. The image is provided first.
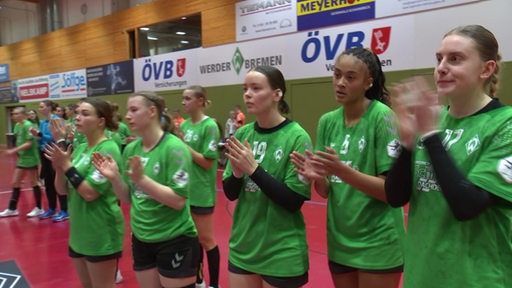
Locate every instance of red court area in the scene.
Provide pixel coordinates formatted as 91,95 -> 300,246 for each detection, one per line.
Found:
0,152 -> 403,287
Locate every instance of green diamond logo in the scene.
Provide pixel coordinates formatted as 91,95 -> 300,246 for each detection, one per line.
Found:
232,47 -> 244,75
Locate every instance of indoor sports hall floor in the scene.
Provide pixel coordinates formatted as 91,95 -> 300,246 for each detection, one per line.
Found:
0,152 -> 404,288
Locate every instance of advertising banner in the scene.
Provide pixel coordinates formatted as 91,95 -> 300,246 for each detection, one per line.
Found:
0,64 -> 9,83
198,16 -> 414,87
0,86 -> 17,104
235,0 -> 481,39
297,0 -> 375,31
375,0 -> 481,18
133,48 -> 199,92
87,60 -> 134,96
236,0 -> 297,41
49,69 -> 87,99
17,76 -> 50,102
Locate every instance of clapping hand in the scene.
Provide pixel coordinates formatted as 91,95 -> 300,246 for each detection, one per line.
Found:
224,136 -> 258,177
290,150 -> 328,181
44,142 -> 72,172
92,152 -> 120,180
312,147 -> 349,176
391,76 -> 439,149
50,118 -> 67,141
126,156 -> 145,183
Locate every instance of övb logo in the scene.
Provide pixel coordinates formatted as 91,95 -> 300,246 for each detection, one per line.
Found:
141,58 -> 188,81
301,26 -> 392,63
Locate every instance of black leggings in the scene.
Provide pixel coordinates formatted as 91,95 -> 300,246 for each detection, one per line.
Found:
40,151 -> 67,211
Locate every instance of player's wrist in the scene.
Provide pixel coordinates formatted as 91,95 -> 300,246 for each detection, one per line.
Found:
420,130 -> 441,142
65,166 -> 84,189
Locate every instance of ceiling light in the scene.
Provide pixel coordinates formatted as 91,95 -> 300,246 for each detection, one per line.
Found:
181,17 -> 187,20
140,27 -> 150,31
180,40 -> 189,44
147,36 -> 158,40
176,31 -> 186,35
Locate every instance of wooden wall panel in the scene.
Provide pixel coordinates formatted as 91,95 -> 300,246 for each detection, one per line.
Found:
0,0 -> 237,80
203,5 -> 236,47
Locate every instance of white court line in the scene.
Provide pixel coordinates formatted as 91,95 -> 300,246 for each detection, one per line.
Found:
0,188 -> 32,195
0,271 -> 22,288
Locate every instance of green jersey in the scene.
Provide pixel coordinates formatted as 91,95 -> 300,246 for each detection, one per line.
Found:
14,120 -> 40,167
405,105 -> 512,288
123,133 -> 197,242
68,139 -> 124,256
180,116 -> 220,207
223,120 -> 312,276
316,101 -> 404,269
107,122 -> 131,148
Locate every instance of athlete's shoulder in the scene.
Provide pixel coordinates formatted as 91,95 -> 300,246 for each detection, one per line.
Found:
285,120 -> 308,133
181,118 -> 192,126
22,120 -> 33,128
317,107 -> 343,132
160,134 -> 191,162
369,100 -> 393,114
235,122 -> 254,135
468,104 -> 512,129
320,106 -> 343,121
488,105 -> 512,119
73,142 -> 89,155
367,101 -> 396,127
204,117 -> 221,131
124,137 -> 142,154
98,138 -> 121,150
160,133 -> 188,149
119,121 -> 129,130
204,116 -> 217,124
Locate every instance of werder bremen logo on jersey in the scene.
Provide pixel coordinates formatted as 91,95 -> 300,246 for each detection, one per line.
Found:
153,162 -> 160,175
358,136 -> 366,152
232,48 -> 244,75
465,135 -> 480,155
274,147 -> 284,162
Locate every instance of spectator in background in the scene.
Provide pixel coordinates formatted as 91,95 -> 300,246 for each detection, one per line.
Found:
225,110 -> 237,139
173,109 -> 185,130
234,104 -> 245,129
